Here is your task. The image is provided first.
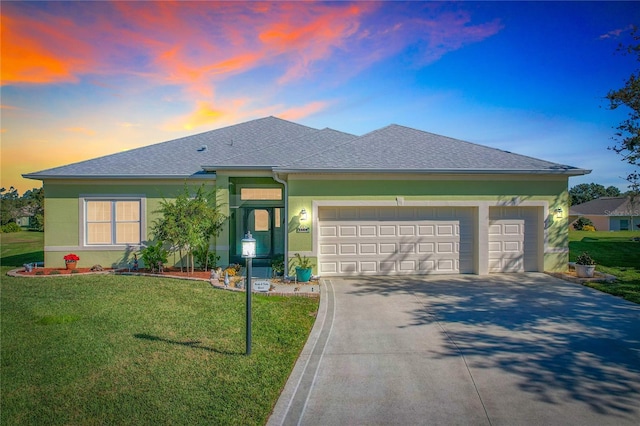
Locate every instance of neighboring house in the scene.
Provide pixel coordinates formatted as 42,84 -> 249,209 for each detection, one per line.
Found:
24,116 -> 590,275
570,196 -> 640,231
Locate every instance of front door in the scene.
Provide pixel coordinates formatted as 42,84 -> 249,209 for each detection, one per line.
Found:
233,207 -> 284,264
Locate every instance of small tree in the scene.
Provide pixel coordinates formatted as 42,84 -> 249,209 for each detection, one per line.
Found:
151,184 -> 227,273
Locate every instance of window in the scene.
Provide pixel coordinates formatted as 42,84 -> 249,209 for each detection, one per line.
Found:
240,188 -> 282,201
86,200 -> 141,245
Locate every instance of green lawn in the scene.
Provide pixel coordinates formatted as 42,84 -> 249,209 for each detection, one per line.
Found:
1,232 -> 318,425
569,230 -> 640,304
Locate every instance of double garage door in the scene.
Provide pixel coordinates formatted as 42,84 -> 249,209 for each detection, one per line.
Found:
317,206 -> 540,276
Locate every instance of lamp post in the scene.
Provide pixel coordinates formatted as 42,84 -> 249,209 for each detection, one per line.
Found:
241,231 -> 256,355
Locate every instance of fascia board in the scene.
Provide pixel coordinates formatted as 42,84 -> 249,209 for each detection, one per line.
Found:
274,167 -> 592,176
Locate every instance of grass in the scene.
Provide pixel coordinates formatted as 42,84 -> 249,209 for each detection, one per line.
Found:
1,232 -> 318,425
569,230 -> 640,304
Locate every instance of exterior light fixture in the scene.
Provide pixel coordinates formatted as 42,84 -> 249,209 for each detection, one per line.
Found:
241,231 -> 257,258
554,208 -> 563,219
241,231 -> 256,355
300,208 -> 308,221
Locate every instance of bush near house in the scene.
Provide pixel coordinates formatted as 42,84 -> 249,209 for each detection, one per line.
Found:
572,216 -> 595,231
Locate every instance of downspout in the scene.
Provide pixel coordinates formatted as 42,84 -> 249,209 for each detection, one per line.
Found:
272,170 -> 289,277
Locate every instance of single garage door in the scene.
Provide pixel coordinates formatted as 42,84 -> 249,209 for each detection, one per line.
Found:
318,206 -> 474,276
488,207 -> 540,272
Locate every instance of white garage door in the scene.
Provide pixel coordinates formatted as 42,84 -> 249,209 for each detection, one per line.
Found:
489,207 -> 540,273
318,206 -> 474,276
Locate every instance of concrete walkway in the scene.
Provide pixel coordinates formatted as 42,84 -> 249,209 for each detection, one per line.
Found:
268,273 -> 640,425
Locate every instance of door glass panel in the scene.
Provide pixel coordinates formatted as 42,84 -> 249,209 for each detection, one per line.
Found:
254,209 -> 270,231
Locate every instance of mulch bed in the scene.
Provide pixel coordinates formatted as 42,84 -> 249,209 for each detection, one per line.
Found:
15,267 -> 215,279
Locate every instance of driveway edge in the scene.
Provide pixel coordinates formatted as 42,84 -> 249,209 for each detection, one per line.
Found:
267,279 -> 331,426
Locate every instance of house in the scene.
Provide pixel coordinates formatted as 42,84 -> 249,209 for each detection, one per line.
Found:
24,116 -> 590,275
570,196 -> 639,231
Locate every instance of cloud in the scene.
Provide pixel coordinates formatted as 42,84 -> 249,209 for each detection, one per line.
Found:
599,25 -> 634,39
64,127 -> 96,136
2,1 -> 502,129
279,101 -> 330,121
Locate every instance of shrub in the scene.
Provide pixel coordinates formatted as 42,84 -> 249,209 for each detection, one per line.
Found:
1,222 -> 22,233
49,270 -> 61,275
582,225 -> 596,232
139,241 -> 168,273
576,252 -> 596,265
573,216 -> 594,231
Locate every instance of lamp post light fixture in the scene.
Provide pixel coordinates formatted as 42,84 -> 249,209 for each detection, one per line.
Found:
299,208 -> 308,221
241,231 -> 256,355
554,208 -> 564,219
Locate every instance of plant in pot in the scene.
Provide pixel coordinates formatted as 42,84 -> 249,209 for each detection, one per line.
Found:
575,252 -> 596,278
292,253 -> 313,283
271,254 -> 285,277
64,253 -> 80,270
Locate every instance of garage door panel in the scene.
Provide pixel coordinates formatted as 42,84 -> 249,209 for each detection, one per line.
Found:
359,225 -> 377,237
320,225 -> 337,237
320,244 -> 337,255
339,244 -> 357,255
339,225 -> 357,237
360,243 -> 377,255
399,225 -> 415,236
489,208 -> 539,273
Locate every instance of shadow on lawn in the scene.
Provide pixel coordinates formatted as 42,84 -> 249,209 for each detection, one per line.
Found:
347,274 -> 640,420
134,333 -> 242,356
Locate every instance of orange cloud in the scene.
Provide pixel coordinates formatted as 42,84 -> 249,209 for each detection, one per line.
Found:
279,101 -> 330,121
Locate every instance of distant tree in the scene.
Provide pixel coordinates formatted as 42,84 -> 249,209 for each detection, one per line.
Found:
573,217 -> 594,231
569,183 -> 621,205
606,25 -> 640,188
0,186 -> 45,230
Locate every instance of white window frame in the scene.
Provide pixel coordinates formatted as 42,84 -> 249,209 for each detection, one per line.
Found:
79,195 -> 146,249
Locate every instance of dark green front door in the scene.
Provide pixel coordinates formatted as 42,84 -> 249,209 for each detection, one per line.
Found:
232,207 -> 284,265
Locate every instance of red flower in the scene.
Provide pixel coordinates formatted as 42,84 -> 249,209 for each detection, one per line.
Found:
64,253 -> 80,262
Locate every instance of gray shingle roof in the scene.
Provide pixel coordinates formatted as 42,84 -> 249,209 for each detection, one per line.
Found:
277,124 -> 585,174
570,197 -> 636,216
24,117 -> 589,180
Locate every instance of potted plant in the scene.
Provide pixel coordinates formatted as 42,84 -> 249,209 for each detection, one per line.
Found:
292,253 -> 313,283
575,252 -> 596,278
271,254 -> 285,277
64,253 -> 80,270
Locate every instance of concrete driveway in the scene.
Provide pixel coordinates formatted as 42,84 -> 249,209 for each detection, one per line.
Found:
268,273 -> 640,426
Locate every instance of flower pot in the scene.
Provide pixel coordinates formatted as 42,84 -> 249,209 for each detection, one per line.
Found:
66,261 -> 77,270
295,267 -> 312,283
575,264 -> 595,278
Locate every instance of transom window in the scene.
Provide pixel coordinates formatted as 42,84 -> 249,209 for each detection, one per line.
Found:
240,188 -> 282,201
85,200 -> 141,245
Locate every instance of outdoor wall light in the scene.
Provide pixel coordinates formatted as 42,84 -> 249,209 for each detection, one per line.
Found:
299,208 -> 308,221
241,231 -> 256,258
554,208 -> 564,219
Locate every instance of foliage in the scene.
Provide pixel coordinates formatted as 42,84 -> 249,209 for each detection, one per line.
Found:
582,225 -> 596,232
193,246 -> 219,270
0,186 -> 44,230
271,254 -> 285,274
606,25 -> 640,186
1,222 -> 22,233
569,182 -> 621,205
151,184 -> 227,273
576,252 -> 596,265
139,241 -> 168,273
63,253 -> 80,262
292,253 -> 313,270
572,216 -> 594,231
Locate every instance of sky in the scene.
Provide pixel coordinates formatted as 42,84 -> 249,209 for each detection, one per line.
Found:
2,1 -> 639,194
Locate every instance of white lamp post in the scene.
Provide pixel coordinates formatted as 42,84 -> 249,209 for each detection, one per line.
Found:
241,231 -> 256,355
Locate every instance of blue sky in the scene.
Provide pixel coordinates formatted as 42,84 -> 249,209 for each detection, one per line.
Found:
2,1 -> 638,193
